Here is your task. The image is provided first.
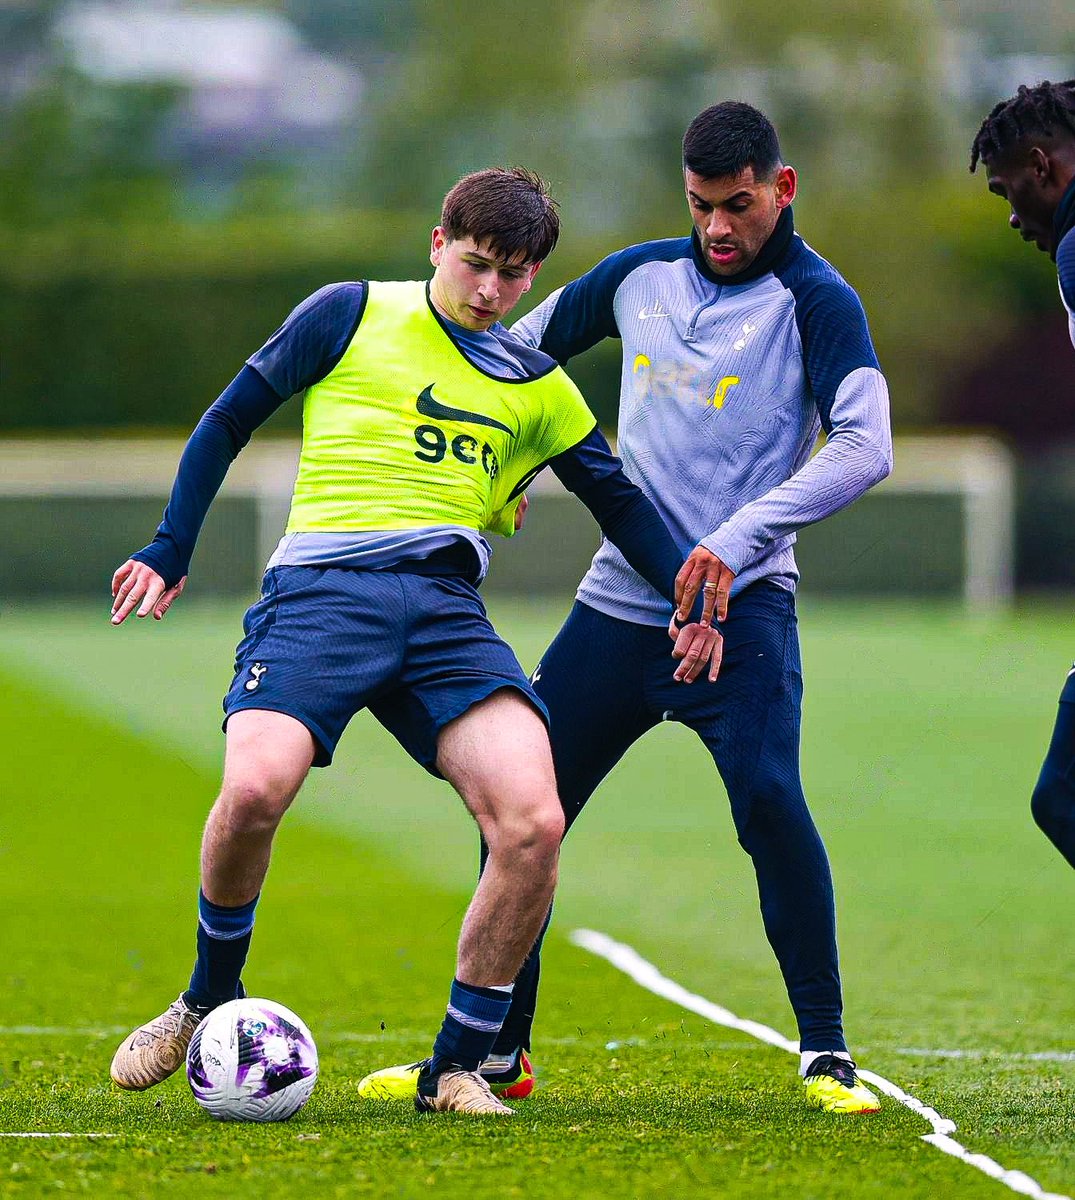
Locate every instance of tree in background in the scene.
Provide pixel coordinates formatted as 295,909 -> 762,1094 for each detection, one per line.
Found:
0,0 -> 1071,433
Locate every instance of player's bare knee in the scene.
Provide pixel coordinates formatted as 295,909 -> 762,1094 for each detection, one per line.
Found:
215,778 -> 290,834
524,800 -> 565,855
484,792 -> 563,862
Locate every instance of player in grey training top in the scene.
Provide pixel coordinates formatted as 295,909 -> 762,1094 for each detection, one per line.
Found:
359,102 -> 892,1114
522,169 -> 891,628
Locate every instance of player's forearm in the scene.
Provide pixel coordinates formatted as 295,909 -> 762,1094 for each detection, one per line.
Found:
585,484 -> 683,604
702,371 -> 893,572
131,366 -> 286,587
549,430 -> 682,604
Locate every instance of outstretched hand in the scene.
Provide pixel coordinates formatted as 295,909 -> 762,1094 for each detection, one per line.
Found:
111,560 -> 187,626
668,617 -> 724,684
675,546 -> 735,626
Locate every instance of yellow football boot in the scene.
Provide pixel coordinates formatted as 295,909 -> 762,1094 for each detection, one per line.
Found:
356,1058 -> 425,1100
803,1054 -> 881,1114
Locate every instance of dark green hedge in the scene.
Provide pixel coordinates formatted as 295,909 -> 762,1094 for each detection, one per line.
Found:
0,212 -> 624,432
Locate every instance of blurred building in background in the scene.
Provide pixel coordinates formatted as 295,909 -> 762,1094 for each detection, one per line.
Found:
55,1 -> 362,203
1,0 -> 1073,593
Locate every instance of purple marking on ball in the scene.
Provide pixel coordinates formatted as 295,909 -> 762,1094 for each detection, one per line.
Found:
235,1009 -> 316,1097
186,1027 -> 214,1096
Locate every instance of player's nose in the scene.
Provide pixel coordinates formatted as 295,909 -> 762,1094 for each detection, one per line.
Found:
706,212 -> 733,240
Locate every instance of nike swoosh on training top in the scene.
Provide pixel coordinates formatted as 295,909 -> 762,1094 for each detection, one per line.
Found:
416,385 -> 515,436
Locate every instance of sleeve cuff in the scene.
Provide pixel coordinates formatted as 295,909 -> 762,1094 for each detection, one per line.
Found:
131,544 -> 185,591
699,531 -> 749,575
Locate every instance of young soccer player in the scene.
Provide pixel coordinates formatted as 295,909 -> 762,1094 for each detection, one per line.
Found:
107,168 -> 722,1115
970,81 -> 1075,866
361,104 -> 893,1114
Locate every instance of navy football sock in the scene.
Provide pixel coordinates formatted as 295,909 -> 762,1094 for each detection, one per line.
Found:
184,891 -> 258,1010
430,978 -> 513,1073
478,839 -> 549,1056
491,935 -> 543,1055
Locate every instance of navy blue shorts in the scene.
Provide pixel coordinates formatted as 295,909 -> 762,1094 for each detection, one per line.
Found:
223,565 -> 546,770
533,582 -> 804,831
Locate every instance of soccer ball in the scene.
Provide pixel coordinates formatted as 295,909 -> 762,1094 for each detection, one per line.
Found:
186,998 -> 318,1122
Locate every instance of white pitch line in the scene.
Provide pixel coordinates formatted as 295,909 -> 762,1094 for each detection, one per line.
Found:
324,1031 -> 585,1046
0,1133 -> 118,1139
570,928 -> 1071,1200
9,1027 -> 1070,1063
0,1026 -> 591,1047
0,1027 -> 127,1036
896,1048 -> 1075,1064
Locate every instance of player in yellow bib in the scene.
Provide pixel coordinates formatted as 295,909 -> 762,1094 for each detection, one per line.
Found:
106,168 -> 723,1115
286,276 -> 594,539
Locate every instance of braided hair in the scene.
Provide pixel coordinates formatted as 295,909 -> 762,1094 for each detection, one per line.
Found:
970,80 -> 1075,172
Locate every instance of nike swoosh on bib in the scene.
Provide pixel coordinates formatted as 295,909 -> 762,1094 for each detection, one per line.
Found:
417,385 -> 515,437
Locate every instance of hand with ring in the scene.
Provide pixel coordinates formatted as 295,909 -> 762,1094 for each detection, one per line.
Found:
674,546 -> 736,626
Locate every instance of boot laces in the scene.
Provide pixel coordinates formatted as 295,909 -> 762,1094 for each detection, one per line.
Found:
807,1054 -> 859,1088
150,999 -> 198,1039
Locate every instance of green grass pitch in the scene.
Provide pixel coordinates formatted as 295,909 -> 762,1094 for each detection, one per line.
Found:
1,597 -> 1073,1198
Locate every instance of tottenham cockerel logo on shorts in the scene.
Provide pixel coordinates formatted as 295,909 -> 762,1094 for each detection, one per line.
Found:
245,663 -> 268,692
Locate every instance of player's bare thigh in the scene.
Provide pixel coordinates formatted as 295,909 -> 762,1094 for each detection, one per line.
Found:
435,689 -> 563,849
221,709 -> 317,814
201,710 -> 318,906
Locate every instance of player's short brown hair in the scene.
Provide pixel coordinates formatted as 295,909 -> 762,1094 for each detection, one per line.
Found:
440,168 -> 560,264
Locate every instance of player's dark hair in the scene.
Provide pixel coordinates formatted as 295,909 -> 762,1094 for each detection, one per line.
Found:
440,167 -> 560,264
683,102 -> 782,181
970,80 -> 1075,172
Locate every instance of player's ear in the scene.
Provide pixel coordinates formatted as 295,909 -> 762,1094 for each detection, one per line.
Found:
523,261 -> 542,292
1029,146 -> 1052,186
430,226 -> 447,267
774,165 -> 797,208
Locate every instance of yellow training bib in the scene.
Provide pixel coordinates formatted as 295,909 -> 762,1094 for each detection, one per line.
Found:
285,281 -> 596,538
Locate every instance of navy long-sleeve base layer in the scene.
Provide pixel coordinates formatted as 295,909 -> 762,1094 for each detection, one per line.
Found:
487,583 -> 845,1056
1031,668 -> 1075,867
1033,193 -> 1075,864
